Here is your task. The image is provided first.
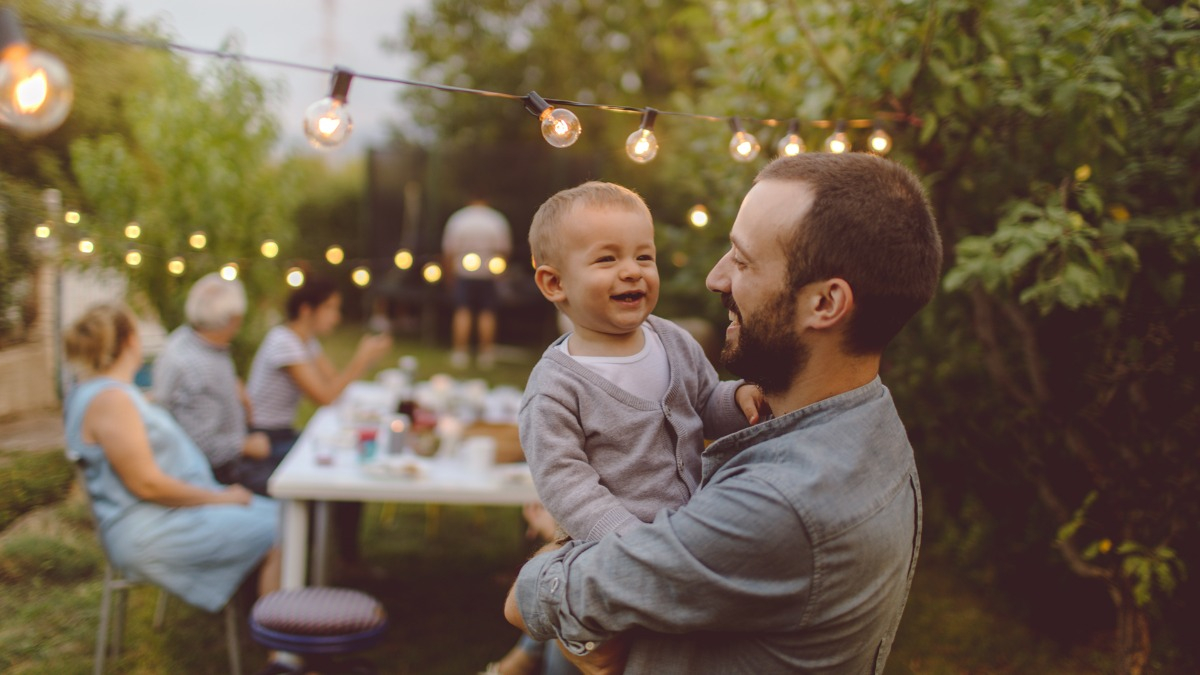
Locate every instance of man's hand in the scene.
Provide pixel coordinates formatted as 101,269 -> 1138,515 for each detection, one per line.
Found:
556,634 -> 630,675
242,431 -> 271,460
504,539 -> 565,630
735,383 -> 768,425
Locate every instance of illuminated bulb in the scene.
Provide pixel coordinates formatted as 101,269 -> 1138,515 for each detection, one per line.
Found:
35,224 -> 50,238
393,249 -> 414,270
167,257 -> 186,276
422,262 -> 443,284
124,222 -> 140,239
303,69 -> 354,150
188,231 -> 207,249
776,119 -> 806,157
260,239 -> 279,258
325,245 -> 344,265
823,120 -> 850,154
285,267 -> 305,287
65,210 -> 79,224
219,263 -> 238,281
351,266 -> 371,287
867,125 -> 892,155
124,250 -> 142,267
687,204 -> 709,228
462,253 -> 482,273
0,9 -> 74,137
727,118 -> 760,163
524,91 -> 581,148
488,256 -> 507,275
625,108 -> 658,163
77,238 -> 93,254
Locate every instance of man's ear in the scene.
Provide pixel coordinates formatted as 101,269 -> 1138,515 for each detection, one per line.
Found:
534,265 -> 566,302
802,278 -> 854,331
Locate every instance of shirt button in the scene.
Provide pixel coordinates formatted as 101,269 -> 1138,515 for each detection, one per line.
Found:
585,641 -> 595,651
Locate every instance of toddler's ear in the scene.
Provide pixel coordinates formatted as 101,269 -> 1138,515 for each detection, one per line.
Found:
534,265 -> 566,302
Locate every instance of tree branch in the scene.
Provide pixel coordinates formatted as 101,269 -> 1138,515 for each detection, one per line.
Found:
970,287 -> 1039,408
784,0 -> 848,95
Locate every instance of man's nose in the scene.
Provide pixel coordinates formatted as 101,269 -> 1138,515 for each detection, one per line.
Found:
706,252 -> 731,293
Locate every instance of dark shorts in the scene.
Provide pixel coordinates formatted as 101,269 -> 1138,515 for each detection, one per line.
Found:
453,277 -> 500,313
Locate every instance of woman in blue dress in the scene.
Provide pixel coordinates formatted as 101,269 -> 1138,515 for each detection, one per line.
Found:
64,303 -> 279,613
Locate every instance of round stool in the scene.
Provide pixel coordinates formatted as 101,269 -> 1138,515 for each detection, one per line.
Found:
249,587 -> 388,674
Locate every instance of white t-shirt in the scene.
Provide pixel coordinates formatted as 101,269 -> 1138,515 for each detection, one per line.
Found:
441,204 -> 512,279
245,325 -> 322,429
559,324 -> 670,402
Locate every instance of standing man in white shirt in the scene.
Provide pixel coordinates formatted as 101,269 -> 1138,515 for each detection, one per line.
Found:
442,198 -> 512,370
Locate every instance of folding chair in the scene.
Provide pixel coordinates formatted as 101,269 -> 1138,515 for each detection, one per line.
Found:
75,465 -> 243,675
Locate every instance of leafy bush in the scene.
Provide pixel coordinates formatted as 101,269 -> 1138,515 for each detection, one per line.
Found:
0,532 -> 101,584
0,450 -> 74,531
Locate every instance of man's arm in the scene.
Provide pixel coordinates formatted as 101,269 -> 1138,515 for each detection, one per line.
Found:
158,364 -> 244,469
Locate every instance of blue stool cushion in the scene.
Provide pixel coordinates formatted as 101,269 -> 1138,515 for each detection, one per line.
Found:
252,588 -> 386,636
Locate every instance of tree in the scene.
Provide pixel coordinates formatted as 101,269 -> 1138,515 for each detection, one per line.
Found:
694,1 -> 1199,672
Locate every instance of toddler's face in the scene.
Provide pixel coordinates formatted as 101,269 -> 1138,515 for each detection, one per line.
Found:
556,206 -> 659,337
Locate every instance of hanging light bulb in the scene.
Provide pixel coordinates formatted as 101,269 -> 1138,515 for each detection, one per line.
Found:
124,222 -> 141,239
188,231 -> 207,249
393,249 -> 414,270
77,237 -> 94,254
303,68 -> 354,150
462,252 -> 482,273
285,267 -> 306,287
325,245 -> 344,265
625,108 -> 659,163
219,262 -> 239,281
64,210 -> 80,224
488,256 -> 507,275
728,118 -> 761,163
0,9 -> 73,137
351,266 -> 371,287
867,122 -> 893,155
422,262 -> 443,284
167,257 -> 186,276
124,249 -> 142,267
524,91 -> 581,148
823,120 -> 850,154
687,204 -> 709,228
776,119 -> 806,157
260,239 -> 279,258
35,223 -> 51,238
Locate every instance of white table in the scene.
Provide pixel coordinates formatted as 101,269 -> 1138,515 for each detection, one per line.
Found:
268,388 -> 539,589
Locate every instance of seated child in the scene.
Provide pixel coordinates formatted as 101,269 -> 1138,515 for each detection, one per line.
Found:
520,181 -> 763,542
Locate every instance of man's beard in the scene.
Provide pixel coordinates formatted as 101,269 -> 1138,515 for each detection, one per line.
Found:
720,291 -> 809,396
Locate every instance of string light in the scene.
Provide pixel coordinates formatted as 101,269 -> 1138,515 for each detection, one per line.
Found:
776,119 -> 806,157
687,204 -> 710,228
488,256 -> 507,275
219,262 -> 238,280
124,249 -> 142,267
303,68 -> 354,150
35,223 -> 50,238
167,257 -> 185,275
188,231 -> 207,249
728,118 -> 761,163
285,267 -> 305,287
65,210 -> 79,224
867,121 -> 892,155
260,239 -> 279,258
350,266 -> 371,286
625,108 -> 659,163
123,222 -> 140,239
461,253 -> 482,273
0,8 -> 73,137
524,91 -> 581,148
824,120 -> 849,154
393,249 -> 413,270
325,245 -> 344,265
422,262 -> 443,284
77,237 -> 93,254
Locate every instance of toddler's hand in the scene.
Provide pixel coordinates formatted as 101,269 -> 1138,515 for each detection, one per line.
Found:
735,383 -> 768,425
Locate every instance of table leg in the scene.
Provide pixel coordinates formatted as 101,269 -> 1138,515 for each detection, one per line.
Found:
281,499 -> 309,589
312,500 -> 332,586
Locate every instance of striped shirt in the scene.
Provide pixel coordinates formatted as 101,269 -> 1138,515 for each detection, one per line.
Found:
246,325 -> 322,430
151,326 -> 247,470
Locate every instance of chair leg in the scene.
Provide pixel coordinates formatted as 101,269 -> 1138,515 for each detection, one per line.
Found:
110,582 -> 127,661
94,566 -> 115,675
224,603 -> 242,675
152,589 -> 168,629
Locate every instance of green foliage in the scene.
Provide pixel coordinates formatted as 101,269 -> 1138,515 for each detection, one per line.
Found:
0,450 -> 73,530
0,532 -> 100,583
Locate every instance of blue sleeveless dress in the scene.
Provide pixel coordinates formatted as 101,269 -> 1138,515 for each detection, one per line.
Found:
65,377 -> 279,612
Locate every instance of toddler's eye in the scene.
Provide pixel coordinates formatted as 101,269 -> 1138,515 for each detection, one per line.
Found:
638,254 -> 654,262
595,255 -> 615,263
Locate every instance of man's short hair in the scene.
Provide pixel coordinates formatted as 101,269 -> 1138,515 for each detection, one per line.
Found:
286,277 -> 338,320
529,181 -> 652,268
185,273 -> 247,331
757,153 -> 943,354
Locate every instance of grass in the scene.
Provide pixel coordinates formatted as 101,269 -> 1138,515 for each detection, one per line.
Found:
0,329 -> 1114,673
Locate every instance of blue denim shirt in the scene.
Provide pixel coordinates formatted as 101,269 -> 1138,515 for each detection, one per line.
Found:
515,377 -> 921,674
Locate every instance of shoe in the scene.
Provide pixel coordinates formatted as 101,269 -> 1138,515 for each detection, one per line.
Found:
451,350 -> 470,370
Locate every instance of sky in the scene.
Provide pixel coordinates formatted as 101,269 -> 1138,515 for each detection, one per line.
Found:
95,0 -> 429,158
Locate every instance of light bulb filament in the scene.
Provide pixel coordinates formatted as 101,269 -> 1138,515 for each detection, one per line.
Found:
317,115 -> 341,136
15,69 -> 48,112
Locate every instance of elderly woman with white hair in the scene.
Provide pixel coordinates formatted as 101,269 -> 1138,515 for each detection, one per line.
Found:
152,273 -> 278,495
